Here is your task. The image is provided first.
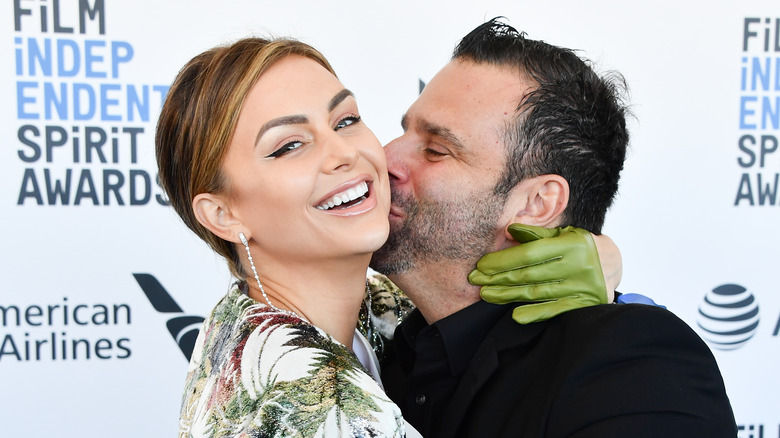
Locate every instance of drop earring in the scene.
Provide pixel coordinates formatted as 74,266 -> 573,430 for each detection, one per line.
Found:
238,232 -> 299,319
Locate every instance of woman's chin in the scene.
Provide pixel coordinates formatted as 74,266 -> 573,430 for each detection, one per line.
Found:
358,225 -> 390,256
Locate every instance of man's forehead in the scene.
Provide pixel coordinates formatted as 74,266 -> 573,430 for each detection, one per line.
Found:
409,60 -> 527,120
400,60 -> 526,150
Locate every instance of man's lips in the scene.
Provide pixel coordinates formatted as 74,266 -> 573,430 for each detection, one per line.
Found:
388,204 -> 404,220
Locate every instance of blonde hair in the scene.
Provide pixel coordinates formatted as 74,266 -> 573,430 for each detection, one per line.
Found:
155,38 -> 335,279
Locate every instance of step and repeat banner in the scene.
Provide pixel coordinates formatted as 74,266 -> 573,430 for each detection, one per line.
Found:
1,0 -> 777,436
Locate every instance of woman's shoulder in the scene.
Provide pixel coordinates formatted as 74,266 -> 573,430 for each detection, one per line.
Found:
179,287 -> 406,437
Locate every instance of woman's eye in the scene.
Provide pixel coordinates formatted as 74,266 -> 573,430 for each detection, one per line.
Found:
265,140 -> 304,158
335,115 -> 361,130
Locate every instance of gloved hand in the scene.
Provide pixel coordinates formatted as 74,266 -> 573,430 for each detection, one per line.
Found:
469,224 -> 611,324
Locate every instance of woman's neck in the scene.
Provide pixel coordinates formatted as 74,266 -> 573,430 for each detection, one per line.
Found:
245,254 -> 370,348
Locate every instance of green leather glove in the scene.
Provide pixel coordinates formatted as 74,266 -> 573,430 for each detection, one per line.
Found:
468,224 -> 607,324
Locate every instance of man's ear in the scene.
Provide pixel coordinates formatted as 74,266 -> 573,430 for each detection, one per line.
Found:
507,174 -> 569,232
192,193 -> 244,243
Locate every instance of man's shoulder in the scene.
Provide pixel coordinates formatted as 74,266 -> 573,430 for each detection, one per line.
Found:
477,304 -> 735,437
555,302 -> 690,331
491,302 -> 709,356
429,300 -> 736,438
492,300 -> 683,329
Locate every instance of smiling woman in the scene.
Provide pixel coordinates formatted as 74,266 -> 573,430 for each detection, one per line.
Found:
155,38 -> 416,437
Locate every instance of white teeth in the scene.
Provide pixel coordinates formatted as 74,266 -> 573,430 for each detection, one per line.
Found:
316,181 -> 369,211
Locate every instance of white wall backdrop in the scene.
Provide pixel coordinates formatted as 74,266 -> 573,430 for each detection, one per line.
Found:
1,0 -> 777,436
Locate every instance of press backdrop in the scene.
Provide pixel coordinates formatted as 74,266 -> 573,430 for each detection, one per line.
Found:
2,1 -> 778,436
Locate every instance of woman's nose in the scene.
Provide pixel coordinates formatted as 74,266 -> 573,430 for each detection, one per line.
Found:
322,134 -> 360,173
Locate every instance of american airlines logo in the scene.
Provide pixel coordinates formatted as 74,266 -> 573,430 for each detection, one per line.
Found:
133,274 -> 204,360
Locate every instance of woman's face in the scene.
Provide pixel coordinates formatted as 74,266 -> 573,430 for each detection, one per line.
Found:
221,55 -> 390,262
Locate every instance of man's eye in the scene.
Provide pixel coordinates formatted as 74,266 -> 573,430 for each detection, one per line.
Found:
265,141 -> 304,158
335,115 -> 361,130
424,148 -> 448,158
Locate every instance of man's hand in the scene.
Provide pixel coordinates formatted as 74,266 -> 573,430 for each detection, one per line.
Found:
468,224 -> 621,324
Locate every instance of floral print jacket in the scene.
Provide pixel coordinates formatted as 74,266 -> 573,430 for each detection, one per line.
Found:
179,275 -> 414,437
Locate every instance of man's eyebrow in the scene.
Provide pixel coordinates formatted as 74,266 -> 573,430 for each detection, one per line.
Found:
329,89 -> 354,112
254,89 -> 355,146
419,118 -> 466,153
254,115 -> 308,146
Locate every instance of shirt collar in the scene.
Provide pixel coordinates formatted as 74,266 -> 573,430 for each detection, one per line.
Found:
398,300 -> 509,376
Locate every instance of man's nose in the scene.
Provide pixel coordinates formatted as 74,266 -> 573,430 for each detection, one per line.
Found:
383,136 -> 410,185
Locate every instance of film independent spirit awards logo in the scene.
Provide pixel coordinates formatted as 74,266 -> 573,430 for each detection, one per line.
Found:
697,284 -> 760,351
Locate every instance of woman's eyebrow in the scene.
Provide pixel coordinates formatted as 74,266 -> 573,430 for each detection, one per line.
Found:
329,89 -> 354,112
254,115 -> 308,146
254,89 -> 355,146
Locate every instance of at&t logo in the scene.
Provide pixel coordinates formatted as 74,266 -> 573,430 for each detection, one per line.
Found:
697,284 -> 760,351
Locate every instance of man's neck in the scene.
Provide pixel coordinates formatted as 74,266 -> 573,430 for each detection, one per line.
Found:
387,259 -> 482,324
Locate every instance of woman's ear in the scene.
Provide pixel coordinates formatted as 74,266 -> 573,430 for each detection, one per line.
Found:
507,174 -> 569,232
192,193 -> 244,243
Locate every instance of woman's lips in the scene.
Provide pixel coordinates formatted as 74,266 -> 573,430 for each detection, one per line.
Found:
315,181 -> 369,210
314,176 -> 377,217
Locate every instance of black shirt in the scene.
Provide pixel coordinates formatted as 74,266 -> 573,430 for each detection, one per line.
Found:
381,300 -> 509,436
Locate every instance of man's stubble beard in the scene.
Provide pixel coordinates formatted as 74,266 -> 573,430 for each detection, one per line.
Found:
370,185 -> 508,275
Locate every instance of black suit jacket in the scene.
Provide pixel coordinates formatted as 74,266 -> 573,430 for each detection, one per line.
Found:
381,303 -> 737,438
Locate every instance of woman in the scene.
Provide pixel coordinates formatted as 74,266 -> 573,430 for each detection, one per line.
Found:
157,37 -> 414,437
156,36 -> 620,437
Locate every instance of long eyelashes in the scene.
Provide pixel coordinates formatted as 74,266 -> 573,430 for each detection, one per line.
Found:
336,115 -> 361,130
265,140 -> 304,158
265,115 -> 362,159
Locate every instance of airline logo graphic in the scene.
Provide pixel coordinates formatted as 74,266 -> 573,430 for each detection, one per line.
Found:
697,284 -> 760,351
133,274 -> 203,360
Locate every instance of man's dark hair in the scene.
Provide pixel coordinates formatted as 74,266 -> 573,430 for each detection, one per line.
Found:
453,18 -> 629,233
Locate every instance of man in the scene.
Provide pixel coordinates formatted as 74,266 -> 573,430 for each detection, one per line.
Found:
371,19 -> 736,437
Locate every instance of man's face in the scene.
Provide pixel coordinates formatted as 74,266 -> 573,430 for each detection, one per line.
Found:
370,59 -> 532,275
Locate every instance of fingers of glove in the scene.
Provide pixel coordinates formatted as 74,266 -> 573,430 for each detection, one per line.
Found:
478,262 -> 609,304
477,225 -> 594,276
473,231 -> 593,281
506,223 -> 560,243
510,295 -> 603,324
468,268 -> 487,286
506,224 -> 588,242
479,282 -> 581,304
470,257 -> 567,287
473,234 -> 583,277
